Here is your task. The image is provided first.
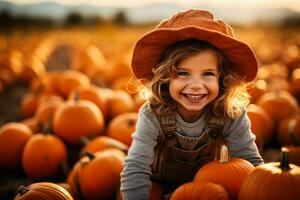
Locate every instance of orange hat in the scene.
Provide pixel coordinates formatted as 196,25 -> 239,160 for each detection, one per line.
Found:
131,9 -> 258,82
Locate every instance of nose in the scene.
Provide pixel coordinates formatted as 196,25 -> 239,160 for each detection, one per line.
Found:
189,76 -> 204,89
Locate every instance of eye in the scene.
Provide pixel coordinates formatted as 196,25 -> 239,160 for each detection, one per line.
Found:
177,71 -> 189,76
203,71 -> 216,77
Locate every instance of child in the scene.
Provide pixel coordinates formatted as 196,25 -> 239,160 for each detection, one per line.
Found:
120,9 -> 263,200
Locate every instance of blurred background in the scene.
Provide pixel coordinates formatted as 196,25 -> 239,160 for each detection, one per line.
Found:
0,0 -> 300,200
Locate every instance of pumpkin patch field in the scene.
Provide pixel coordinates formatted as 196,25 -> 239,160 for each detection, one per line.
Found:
0,24 -> 300,200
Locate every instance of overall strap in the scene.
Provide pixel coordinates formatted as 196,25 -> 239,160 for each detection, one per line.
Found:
160,113 -> 176,139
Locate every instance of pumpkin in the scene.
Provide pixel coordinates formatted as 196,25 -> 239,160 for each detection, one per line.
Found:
81,136 -> 129,155
107,90 -> 135,119
239,148 -> 300,200
57,70 -> 90,98
277,115 -> 300,145
67,149 -> 125,200
53,100 -> 104,145
107,112 -> 138,146
170,182 -> 229,200
194,145 -> 254,200
246,104 -> 274,149
14,182 -> 73,200
22,133 -> 67,179
68,85 -> 108,120
256,90 -> 299,123
35,95 -> 64,126
0,123 -> 33,169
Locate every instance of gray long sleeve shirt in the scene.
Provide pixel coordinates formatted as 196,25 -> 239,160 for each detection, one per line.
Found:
120,104 -> 263,200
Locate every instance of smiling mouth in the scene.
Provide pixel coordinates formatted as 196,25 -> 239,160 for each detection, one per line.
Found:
185,94 -> 206,100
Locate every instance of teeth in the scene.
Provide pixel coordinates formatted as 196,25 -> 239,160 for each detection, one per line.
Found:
186,94 -> 204,100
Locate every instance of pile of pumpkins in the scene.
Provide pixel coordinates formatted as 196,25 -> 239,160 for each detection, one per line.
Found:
1,27 -> 300,200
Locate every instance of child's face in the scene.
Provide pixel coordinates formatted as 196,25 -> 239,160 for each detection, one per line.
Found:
169,50 -> 220,122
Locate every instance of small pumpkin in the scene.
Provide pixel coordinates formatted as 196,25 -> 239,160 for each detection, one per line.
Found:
170,182 -> 229,200
107,112 -> 138,146
68,85 -> 108,120
194,145 -> 254,200
14,182 -> 73,200
57,70 -> 90,98
239,148 -> 300,200
0,122 -> 33,169
107,90 -> 135,119
67,149 -> 125,200
53,99 -> 104,145
22,133 -> 67,179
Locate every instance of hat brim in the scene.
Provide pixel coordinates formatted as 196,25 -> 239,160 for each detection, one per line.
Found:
132,26 -> 258,82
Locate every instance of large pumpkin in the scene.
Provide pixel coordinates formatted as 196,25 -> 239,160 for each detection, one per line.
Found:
170,182 -> 229,200
22,133 -> 67,179
239,148 -> 300,200
53,100 -> 104,145
14,182 -> 73,200
194,145 -> 254,200
107,112 -> 138,146
0,122 -> 33,169
67,149 -> 125,200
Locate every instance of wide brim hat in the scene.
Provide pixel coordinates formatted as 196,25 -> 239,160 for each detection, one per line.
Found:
131,9 -> 258,82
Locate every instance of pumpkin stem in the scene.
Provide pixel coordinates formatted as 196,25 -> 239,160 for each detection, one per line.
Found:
280,147 -> 291,170
83,151 -> 95,160
80,136 -> 90,146
74,90 -> 80,102
128,119 -> 136,127
219,144 -> 229,163
17,185 -> 29,195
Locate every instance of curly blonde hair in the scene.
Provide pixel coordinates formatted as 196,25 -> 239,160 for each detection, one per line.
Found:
139,39 -> 250,119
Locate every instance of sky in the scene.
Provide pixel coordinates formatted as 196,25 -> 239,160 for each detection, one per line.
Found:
5,0 -> 300,12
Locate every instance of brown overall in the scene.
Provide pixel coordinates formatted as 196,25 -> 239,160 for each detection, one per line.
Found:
150,110 -> 231,195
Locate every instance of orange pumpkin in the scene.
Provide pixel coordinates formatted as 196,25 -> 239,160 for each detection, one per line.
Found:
256,90 -> 299,123
35,96 -> 64,126
194,145 -> 254,200
81,136 -> 129,155
68,149 -> 125,200
246,104 -> 274,149
53,100 -> 104,145
68,85 -> 108,120
107,112 -> 138,146
22,133 -> 67,179
14,182 -> 73,200
57,70 -> 90,98
0,123 -> 32,169
171,182 -> 229,200
107,90 -> 135,119
277,115 -> 300,145
239,148 -> 300,200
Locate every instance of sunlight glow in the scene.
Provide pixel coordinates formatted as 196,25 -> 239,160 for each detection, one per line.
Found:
5,0 -> 300,11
